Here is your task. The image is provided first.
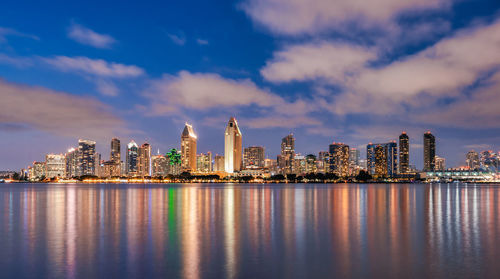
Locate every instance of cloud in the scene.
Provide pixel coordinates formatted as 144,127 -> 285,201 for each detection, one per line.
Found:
0,26 -> 39,43
240,0 -> 452,35
0,53 -> 33,68
167,33 -> 186,45
95,79 -> 119,97
42,56 -> 144,78
196,38 -> 209,45
67,23 -> 116,49
464,144 -> 491,151
144,71 -> 321,129
0,78 -> 126,139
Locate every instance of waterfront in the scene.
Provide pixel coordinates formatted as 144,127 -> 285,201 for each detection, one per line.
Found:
1,183 -> 500,278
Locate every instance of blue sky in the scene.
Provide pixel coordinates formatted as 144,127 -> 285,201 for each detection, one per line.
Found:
1,0 -> 500,170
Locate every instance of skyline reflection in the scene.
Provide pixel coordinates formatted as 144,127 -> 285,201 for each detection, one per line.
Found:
1,184 -> 500,278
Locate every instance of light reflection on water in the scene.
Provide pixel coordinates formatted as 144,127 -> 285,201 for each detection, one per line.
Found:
1,183 -> 500,278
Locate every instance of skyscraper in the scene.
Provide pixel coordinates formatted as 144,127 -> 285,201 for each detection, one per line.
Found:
181,123 -> 197,172
399,132 -> 409,173
423,131 -> 436,171
126,140 -> 139,176
367,142 -> 397,177
45,154 -> 65,178
196,152 -> 213,173
329,142 -> 349,177
243,146 -> 265,169
78,139 -> 96,176
224,117 -> 242,173
466,150 -> 480,170
305,154 -> 317,174
138,143 -> 151,176
152,154 -> 168,177
435,156 -> 446,171
214,155 -> 225,172
65,147 -> 79,178
279,134 -> 295,174
110,138 -> 121,163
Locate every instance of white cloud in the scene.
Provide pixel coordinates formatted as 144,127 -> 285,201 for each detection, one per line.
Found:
42,56 -> 144,78
167,33 -> 186,45
240,0 -> 452,35
0,78 -> 126,139
67,23 -> 116,49
0,53 -> 33,68
95,79 -> 119,97
0,26 -> 39,43
196,38 -> 209,45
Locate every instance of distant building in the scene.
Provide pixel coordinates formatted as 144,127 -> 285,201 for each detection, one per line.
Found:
138,143 -> 151,176
166,148 -> 182,175
110,138 -> 121,163
367,142 -> 397,177
264,158 -> 278,173
279,134 -> 295,174
480,150 -> 499,172
305,154 -> 317,174
294,154 -> 307,175
126,140 -> 139,176
435,156 -> 446,171
243,146 -> 265,169
31,161 -> 46,180
196,152 -> 212,173
78,139 -> 96,176
224,117 -> 242,173
399,132 -> 409,173
423,131 -> 436,171
214,155 -> 225,172
152,155 -> 168,177
466,150 -> 480,170
181,123 -> 197,172
329,142 -> 349,177
349,148 -> 360,166
318,151 -> 330,173
45,154 -> 65,178
65,148 -> 79,178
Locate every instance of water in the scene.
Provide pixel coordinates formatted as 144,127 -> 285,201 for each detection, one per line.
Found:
1,183 -> 500,279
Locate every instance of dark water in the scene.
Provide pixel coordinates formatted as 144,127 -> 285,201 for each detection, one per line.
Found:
1,183 -> 500,278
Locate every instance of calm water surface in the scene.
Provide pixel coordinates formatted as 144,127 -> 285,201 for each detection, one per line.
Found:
1,183 -> 500,278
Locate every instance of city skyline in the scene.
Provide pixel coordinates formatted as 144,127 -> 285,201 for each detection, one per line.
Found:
2,1 -> 500,170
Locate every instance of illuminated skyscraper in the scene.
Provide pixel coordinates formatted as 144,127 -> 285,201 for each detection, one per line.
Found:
65,147 -> 79,178
78,139 -> 96,176
305,154 -> 317,174
279,134 -> 295,174
466,150 -> 480,170
367,142 -> 397,177
224,117 -> 242,173
110,138 -> 121,163
329,142 -> 349,177
243,146 -> 265,169
214,155 -> 225,172
45,154 -> 65,178
435,156 -> 446,171
181,123 -> 197,172
196,152 -> 212,173
399,132 -> 409,173
126,140 -> 139,176
152,154 -> 168,176
138,143 -> 151,176
423,131 -> 436,171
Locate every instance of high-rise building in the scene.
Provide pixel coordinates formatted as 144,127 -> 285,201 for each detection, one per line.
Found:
243,146 -> 265,169
166,148 -> 182,175
349,148 -> 360,166
279,134 -> 295,174
305,154 -> 317,174
196,152 -> 212,173
152,155 -> 168,177
138,143 -> 151,176
423,131 -> 436,171
367,142 -> 397,177
329,142 -> 349,177
318,151 -> 330,173
293,154 -> 307,175
214,155 -> 225,172
110,138 -> 121,163
126,140 -> 139,176
435,156 -> 446,171
466,150 -> 480,170
224,117 -> 242,173
181,123 -> 197,172
45,154 -> 65,178
264,158 -> 278,173
399,132 -> 409,173
65,148 -> 79,178
78,139 -> 96,176
31,161 -> 46,180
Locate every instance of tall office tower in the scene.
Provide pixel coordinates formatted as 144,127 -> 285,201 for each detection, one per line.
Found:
152,155 -> 168,176
399,132 -> 410,173
78,139 -> 96,176
181,123 -> 197,172
196,152 -> 213,173
367,142 -> 398,177
466,150 -> 480,170
349,148 -> 360,166
279,134 -> 295,174
329,142 -> 350,177
65,148 -> 79,178
110,138 -> 121,163
293,154 -> 307,175
214,155 -> 225,172
423,131 -> 436,171
138,143 -> 151,176
318,151 -> 330,173
435,156 -> 446,171
224,117 -> 242,173
126,140 -> 139,176
45,154 -> 65,178
305,154 -> 317,174
243,146 -> 265,169
31,161 -> 46,180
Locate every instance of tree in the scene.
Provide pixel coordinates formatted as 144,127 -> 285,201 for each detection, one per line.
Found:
355,170 -> 372,182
